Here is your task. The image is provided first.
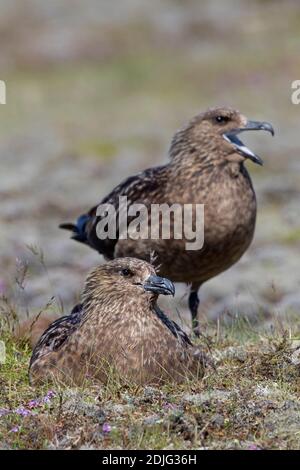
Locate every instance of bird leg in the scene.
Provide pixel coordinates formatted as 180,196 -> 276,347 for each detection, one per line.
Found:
188,286 -> 200,337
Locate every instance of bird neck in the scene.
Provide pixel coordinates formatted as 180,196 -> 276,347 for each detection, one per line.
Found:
81,288 -> 154,323
170,142 -> 232,171
168,144 -> 252,182
169,151 -> 226,181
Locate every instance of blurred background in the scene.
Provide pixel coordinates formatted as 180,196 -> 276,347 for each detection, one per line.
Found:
0,0 -> 299,329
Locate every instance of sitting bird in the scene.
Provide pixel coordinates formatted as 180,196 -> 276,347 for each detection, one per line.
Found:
29,258 -> 206,386
60,107 -> 274,335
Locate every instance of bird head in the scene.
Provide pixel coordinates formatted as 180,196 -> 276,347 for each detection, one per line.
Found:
170,107 -> 274,166
82,258 -> 175,307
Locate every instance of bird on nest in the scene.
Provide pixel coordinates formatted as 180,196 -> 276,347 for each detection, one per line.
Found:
29,258 -> 206,386
60,107 -> 274,335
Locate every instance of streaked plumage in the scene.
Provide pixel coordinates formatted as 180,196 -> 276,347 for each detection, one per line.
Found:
60,107 -> 274,334
29,258 -> 206,386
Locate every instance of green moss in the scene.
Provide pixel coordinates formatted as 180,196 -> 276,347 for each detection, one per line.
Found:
77,139 -> 118,159
281,228 -> 300,245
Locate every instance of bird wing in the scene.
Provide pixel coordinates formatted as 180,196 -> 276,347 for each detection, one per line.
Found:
153,304 -> 193,347
29,303 -> 83,367
59,165 -> 166,258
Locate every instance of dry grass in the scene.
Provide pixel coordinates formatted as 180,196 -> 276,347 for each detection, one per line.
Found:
1,303 -> 300,450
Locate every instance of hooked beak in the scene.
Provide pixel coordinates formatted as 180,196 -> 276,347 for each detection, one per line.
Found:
223,120 -> 274,166
143,275 -> 175,297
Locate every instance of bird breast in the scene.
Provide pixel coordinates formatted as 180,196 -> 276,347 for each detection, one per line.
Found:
157,163 -> 257,282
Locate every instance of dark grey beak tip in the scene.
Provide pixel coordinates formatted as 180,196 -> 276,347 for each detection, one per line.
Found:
244,120 -> 275,137
143,275 -> 175,297
247,153 -> 264,166
260,122 -> 275,137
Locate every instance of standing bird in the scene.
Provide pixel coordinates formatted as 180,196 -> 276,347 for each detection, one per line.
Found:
29,258 -> 206,386
60,107 -> 274,335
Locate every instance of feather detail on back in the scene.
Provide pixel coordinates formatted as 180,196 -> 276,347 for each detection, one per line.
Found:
29,303 -> 83,367
153,304 -> 192,347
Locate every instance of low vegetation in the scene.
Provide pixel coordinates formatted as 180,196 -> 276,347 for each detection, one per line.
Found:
1,303 -> 299,450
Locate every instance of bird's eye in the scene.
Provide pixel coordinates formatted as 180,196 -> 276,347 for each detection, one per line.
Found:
121,268 -> 132,277
215,115 -> 230,124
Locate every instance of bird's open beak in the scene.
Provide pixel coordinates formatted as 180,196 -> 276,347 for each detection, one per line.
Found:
223,120 -> 274,166
143,275 -> 175,296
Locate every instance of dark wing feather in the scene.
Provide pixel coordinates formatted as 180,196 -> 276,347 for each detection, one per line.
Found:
29,303 -> 83,367
153,304 -> 193,347
59,165 -> 166,258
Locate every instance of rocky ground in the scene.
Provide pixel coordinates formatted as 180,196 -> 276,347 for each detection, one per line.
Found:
0,0 -> 300,450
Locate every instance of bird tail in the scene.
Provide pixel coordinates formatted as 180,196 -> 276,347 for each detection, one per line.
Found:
59,213 -> 91,245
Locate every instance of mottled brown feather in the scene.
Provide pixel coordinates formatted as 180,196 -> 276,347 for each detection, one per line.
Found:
29,258 -> 205,386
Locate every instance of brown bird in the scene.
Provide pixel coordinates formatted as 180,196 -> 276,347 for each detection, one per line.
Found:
60,107 -> 274,334
29,258 -> 205,386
